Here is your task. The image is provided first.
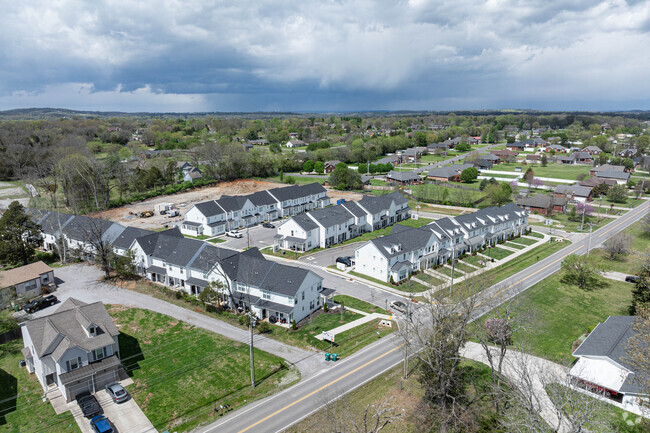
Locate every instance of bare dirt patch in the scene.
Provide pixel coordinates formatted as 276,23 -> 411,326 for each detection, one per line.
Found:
93,178 -> 363,230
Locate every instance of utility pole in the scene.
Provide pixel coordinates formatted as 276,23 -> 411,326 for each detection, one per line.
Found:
580,203 -> 586,231
597,194 -> 603,222
586,222 -> 594,258
247,228 -> 250,249
449,244 -> 456,296
249,312 -> 256,387
403,301 -> 409,380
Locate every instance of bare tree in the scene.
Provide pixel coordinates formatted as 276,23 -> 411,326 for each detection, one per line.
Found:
624,306 -> 650,412
68,216 -> 117,278
320,392 -> 403,433
604,232 -> 631,260
402,293 -> 478,432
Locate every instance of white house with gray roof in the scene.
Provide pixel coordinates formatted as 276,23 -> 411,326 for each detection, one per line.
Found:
180,183 -> 329,236
275,192 -> 410,252
354,203 -> 528,282
571,316 -> 649,416
20,298 -> 122,402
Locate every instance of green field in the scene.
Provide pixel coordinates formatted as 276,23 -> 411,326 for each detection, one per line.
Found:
484,164 -> 591,180
0,340 -> 78,433
454,262 -> 477,273
111,307 -> 296,432
415,272 -> 445,286
588,220 -> 649,275
498,274 -> 634,366
508,236 -> 539,246
369,178 -> 388,186
436,266 -> 464,279
485,246 -> 514,260
332,295 -> 388,315
411,184 -> 486,206
505,241 -> 526,250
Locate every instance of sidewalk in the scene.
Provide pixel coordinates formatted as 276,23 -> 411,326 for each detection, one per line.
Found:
314,310 -> 392,340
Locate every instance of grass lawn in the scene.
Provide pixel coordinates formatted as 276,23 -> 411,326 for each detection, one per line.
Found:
411,184 -> 486,206
436,266 -> 464,279
369,179 -> 388,186
0,339 -> 79,433
485,247 -> 514,260
265,309 -> 392,357
543,214 -> 615,232
527,230 -> 545,239
347,271 -> 429,293
110,307 -> 296,432
332,295 -> 388,315
415,272 -> 445,287
597,196 -> 646,208
417,203 -> 465,216
449,240 -> 571,302
454,262 -> 477,274
486,164 -> 591,180
0,310 -> 18,334
497,274 -> 634,366
588,220 -> 650,275
505,241 -> 526,250
207,237 -> 226,244
461,255 -> 486,268
396,217 -> 433,228
509,236 -> 539,246
183,234 -> 211,240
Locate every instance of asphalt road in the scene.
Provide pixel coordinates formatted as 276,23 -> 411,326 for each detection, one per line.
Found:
205,199 -> 649,433
218,225 -> 278,250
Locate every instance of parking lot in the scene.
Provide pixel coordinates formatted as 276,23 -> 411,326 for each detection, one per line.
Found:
216,224 -> 278,250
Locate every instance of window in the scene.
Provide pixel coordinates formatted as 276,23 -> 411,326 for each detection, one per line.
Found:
301,292 -> 305,300
262,290 -> 271,300
94,347 -> 107,361
89,326 -> 97,336
66,357 -> 81,371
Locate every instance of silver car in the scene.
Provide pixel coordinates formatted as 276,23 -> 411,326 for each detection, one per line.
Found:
105,382 -> 129,403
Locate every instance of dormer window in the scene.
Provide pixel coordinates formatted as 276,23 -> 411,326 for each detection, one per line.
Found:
89,325 -> 97,336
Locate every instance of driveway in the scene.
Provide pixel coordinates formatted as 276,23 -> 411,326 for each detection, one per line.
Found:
47,264 -> 326,379
298,243 -> 359,267
72,385 -> 156,433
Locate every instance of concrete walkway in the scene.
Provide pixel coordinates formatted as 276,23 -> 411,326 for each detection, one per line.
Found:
47,264 -> 325,379
602,271 -> 632,282
462,342 -> 570,433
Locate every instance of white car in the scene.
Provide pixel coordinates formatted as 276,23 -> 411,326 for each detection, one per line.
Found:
226,230 -> 243,238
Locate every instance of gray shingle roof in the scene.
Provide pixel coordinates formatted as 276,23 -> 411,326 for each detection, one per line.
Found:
596,171 -> 630,180
291,212 -> 320,231
427,164 -> 473,179
216,195 -> 251,213
554,185 -> 592,197
189,244 -> 238,272
307,205 -> 354,227
516,194 -> 567,209
113,226 -> 154,250
386,170 -> 421,182
248,190 -> 278,206
38,211 -> 75,236
135,229 -> 204,266
341,201 -> 367,218
194,200 -> 225,217
23,298 -> 119,361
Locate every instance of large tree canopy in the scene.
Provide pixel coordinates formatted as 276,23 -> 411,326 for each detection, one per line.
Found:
0,201 -> 42,266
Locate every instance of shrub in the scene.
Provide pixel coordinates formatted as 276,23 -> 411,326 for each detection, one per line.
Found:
256,321 -> 271,334
291,320 -> 297,330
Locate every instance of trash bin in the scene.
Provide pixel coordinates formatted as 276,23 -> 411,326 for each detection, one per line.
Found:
332,353 -> 338,362
325,353 -> 330,361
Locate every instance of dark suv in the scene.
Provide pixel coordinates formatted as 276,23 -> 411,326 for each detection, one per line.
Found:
23,295 -> 58,314
76,393 -> 103,418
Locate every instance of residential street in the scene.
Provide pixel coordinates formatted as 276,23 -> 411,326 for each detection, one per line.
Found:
205,199 -> 649,433
41,265 -> 327,379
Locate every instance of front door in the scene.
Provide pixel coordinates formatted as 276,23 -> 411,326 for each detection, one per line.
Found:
46,373 -> 56,386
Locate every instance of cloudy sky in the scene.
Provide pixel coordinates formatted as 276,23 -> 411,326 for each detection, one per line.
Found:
0,0 -> 649,112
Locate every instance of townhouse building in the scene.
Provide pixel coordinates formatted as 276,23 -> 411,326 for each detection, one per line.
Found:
275,192 -> 410,252
180,183 -> 329,237
354,203 -> 529,283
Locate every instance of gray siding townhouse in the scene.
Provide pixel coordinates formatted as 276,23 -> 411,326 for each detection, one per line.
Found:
21,298 -> 122,402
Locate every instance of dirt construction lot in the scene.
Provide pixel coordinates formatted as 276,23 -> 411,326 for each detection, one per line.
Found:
95,179 -> 362,230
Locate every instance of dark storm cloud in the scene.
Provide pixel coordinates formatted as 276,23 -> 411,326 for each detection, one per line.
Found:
0,0 -> 648,111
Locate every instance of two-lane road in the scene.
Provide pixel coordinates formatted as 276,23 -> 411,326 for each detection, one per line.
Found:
201,200 -> 648,433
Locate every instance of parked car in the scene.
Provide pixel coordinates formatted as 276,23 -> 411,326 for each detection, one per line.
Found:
262,222 -> 275,229
625,275 -> 640,283
76,393 -> 103,418
23,295 -> 58,314
105,382 -> 129,403
90,415 -> 114,433
226,230 -> 243,238
390,300 -> 408,314
335,256 -> 354,267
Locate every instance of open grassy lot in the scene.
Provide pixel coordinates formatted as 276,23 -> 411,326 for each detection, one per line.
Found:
261,175 -> 326,185
332,295 -> 388,315
110,307 -> 296,432
588,220 -> 649,275
486,164 -> 591,180
411,184 -> 486,206
537,214 -> 615,233
369,178 -> 388,186
0,340 -> 78,433
497,274 -> 634,366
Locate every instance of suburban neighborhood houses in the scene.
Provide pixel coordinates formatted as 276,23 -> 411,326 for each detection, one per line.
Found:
1,110 -> 649,433
354,203 -> 529,282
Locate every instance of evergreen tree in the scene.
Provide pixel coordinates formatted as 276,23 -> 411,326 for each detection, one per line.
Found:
0,201 -> 42,266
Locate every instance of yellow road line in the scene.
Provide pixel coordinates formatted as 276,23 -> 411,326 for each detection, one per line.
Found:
237,204 -> 647,432
238,344 -> 403,433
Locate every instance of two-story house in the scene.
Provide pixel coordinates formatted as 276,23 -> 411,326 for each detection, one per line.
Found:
21,298 -> 121,402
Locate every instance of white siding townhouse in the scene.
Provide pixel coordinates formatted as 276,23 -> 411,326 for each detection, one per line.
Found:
21,298 -> 122,402
275,192 -> 410,252
180,183 -> 329,236
129,228 -> 324,323
355,203 -> 529,282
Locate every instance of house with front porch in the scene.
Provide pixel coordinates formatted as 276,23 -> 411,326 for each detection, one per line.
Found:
354,203 -> 529,283
20,298 -> 122,402
0,261 -> 55,298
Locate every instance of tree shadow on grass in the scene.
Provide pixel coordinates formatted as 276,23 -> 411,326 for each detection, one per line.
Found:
0,368 -> 17,425
118,332 -> 144,378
